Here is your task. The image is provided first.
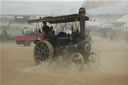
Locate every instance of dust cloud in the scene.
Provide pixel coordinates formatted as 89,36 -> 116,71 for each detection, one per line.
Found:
1,35 -> 128,85
23,35 -> 128,75
83,0 -> 120,9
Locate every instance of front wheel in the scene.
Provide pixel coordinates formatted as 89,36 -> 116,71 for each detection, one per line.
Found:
70,53 -> 84,71
87,52 -> 100,70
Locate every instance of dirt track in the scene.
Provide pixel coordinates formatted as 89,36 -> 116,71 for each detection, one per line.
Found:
1,36 -> 128,85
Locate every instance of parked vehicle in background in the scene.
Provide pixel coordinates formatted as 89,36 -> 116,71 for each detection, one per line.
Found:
15,27 -> 40,46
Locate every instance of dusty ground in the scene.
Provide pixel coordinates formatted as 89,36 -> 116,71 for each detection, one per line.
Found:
1,36 -> 128,85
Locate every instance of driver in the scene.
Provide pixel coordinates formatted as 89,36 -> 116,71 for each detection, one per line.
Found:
42,22 -> 50,35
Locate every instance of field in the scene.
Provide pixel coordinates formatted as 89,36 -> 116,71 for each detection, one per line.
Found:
1,36 -> 128,85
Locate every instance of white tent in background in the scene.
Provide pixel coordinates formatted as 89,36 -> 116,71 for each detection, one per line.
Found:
117,15 -> 128,32
118,15 -> 128,23
87,21 -> 114,29
121,23 -> 128,32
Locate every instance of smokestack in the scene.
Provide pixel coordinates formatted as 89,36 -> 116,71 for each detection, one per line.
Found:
79,7 -> 86,38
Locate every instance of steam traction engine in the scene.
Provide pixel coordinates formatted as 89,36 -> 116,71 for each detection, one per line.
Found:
28,7 -> 100,71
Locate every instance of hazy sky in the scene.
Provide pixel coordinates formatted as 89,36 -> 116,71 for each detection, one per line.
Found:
1,0 -> 128,15
1,0 -> 84,15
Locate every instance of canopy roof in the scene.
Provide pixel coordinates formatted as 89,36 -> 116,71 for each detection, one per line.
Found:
28,14 -> 89,24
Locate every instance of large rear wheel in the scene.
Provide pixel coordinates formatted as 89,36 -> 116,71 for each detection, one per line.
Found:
34,40 -> 54,64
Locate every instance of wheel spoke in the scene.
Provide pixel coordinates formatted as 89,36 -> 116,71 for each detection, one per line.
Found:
35,46 -> 41,51
44,52 -> 49,55
46,48 -> 49,52
44,45 -> 48,52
